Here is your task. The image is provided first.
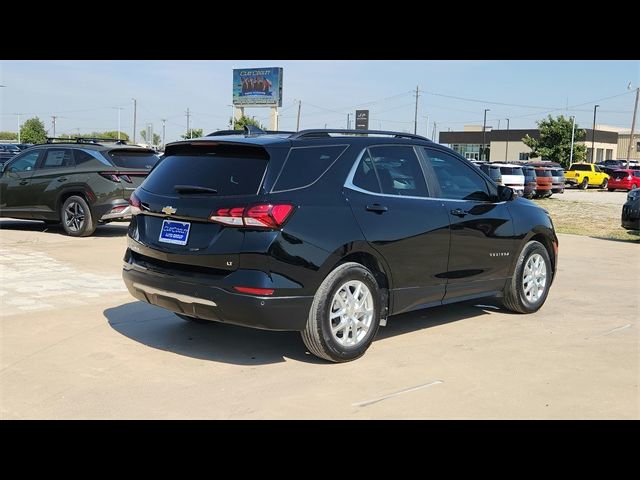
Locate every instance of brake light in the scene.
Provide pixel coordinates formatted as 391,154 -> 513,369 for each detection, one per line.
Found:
129,191 -> 141,215
210,204 -> 294,229
233,286 -> 274,296
628,175 -> 633,181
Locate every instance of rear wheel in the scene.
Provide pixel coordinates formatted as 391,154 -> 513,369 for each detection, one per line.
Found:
600,178 -> 608,189
579,177 -> 589,189
301,262 -> 381,363
608,188 -> 615,192
632,184 -> 638,190
502,240 -> 552,314
61,195 -> 97,237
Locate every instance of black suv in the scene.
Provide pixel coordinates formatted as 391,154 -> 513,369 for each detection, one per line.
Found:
122,128 -> 558,362
0,138 -> 159,236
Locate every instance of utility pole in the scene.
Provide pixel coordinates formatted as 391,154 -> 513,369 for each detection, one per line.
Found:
186,108 -> 191,139
497,119 -> 501,130
347,113 -> 350,129
117,108 -> 121,140
161,119 -> 166,149
132,98 -> 137,143
482,109 -> 490,161
432,121 -> 437,142
505,118 -> 510,161
413,85 -> 419,135
626,87 -> 639,168
591,104 -> 599,163
296,100 -> 301,132
51,116 -> 57,138
569,115 -> 576,165
16,113 -> 21,143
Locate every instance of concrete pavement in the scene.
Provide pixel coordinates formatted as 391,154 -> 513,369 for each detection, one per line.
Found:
1,219 -> 638,419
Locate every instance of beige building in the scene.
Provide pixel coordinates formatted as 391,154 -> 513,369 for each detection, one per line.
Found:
439,125 -> 618,163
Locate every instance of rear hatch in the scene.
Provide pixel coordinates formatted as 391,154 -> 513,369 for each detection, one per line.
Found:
130,142 -> 272,272
104,148 -> 160,194
611,170 -> 629,181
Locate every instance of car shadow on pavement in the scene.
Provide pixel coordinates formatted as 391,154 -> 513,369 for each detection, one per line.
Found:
105,298 -> 503,365
0,219 -> 129,237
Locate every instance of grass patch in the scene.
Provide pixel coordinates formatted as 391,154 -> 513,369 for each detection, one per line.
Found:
532,197 -> 639,243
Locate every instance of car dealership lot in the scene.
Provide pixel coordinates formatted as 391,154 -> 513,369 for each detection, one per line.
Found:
1,218 -> 638,419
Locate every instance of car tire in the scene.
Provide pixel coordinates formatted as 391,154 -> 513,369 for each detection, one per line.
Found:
607,188 -> 615,192
301,262 -> 381,363
175,313 -> 213,324
601,178 -> 608,189
632,184 -> 638,190
502,240 -> 552,314
579,177 -> 589,190
61,195 -> 97,237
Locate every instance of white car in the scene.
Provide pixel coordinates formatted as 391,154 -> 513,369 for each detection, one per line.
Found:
490,163 -> 525,196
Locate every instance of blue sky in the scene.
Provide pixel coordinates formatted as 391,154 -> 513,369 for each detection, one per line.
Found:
1,60 -> 638,143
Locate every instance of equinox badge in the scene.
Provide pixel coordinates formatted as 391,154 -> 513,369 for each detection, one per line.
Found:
162,206 -> 177,215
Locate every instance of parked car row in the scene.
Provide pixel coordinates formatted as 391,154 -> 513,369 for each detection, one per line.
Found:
472,161 -> 563,199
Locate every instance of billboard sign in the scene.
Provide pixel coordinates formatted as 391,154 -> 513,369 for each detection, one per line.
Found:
233,67 -> 283,107
355,110 -> 369,130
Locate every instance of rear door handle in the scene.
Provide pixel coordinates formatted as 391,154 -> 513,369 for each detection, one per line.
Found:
57,177 -> 68,182
366,204 -> 388,213
450,208 -> 468,217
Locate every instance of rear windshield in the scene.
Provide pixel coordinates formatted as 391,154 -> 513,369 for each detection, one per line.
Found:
141,147 -> 268,196
568,164 -> 591,171
612,171 -> 629,179
481,165 -> 502,178
108,150 -> 159,170
552,169 -> 564,176
535,169 -> 552,177
499,167 -> 523,175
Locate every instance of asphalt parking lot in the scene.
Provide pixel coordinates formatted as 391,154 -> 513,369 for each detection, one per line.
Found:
1,218 -> 638,419
554,188 -> 629,205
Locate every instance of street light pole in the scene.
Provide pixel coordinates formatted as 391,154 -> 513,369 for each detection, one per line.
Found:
16,113 -> 21,143
132,98 -> 137,143
591,104 -> 599,163
569,115 -> 576,166
626,88 -> 639,169
505,118 -> 510,161
482,109 -> 490,161
161,119 -> 166,149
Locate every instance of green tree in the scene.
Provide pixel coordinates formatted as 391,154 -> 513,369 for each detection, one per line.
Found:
0,131 -> 18,140
99,130 -> 129,141
181,128 -> 203,139
152,133 -> 161,145
523,115 -> 586,167
20,117 -> 48,144
140,130 -> 147,142
231,115 -> 265,131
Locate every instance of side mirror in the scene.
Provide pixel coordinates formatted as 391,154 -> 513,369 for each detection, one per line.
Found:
497,185 -> 514,202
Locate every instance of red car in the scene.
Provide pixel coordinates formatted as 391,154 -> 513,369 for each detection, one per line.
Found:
608,169 -> 640,191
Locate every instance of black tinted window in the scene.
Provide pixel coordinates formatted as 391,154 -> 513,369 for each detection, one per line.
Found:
535,169 -> 552,177
273,145 -> 348,191
500,166 -> 524,175
481,164 -> 502,180
142,148 -> 268,196
425,148 -> 490,201
108,151 -> 159,169
7,150 -> 39,172
569,164 -> 591,171
74,150 -> 99,165
367,146 -> 428,197
42,149 -> 73,168
352,152 -> 381,193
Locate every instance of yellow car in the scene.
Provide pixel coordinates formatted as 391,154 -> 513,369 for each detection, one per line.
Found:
564,163 -> 610,190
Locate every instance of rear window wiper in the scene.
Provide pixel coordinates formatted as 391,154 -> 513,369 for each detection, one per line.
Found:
174,185 -> 218,194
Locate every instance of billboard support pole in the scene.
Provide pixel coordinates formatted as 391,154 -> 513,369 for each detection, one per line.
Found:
271,107 -> 278,131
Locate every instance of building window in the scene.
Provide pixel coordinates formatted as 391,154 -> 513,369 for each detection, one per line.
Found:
606,149 -> 613,160
596,148 -> 604,162
636,141 -> 640,152
519,153 -> 530,161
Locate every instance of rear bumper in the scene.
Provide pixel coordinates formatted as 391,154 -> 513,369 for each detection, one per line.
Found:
122,254 -> 312,331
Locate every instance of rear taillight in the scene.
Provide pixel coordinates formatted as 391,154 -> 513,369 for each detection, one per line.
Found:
99,172 -> 132,183
233,286 -> 274,296
210,204 -> 294,229
129,191 -> 141,215
628,175 -> 633,181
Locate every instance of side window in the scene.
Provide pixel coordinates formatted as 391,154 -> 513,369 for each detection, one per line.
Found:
42,149 -> 74,169
367,145 -> 428,197
7,150 -> 40,173
74,150 -> 98,166
273,145 -> 348,191
352,151 -> 381,193
424,148 -> 491,201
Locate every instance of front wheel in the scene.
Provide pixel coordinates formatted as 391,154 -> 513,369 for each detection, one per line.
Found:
502,240 -> 552,314
301,262 -> 381,363
601,178 -> 608,189
579,177 -> 589,190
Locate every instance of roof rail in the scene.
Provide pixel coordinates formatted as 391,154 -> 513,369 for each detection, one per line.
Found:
289,129 -> 430,141
206,129 -> 296,137
45,137 -> 127,145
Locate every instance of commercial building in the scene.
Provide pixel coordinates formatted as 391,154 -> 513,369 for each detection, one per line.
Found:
439,124 -> 619,162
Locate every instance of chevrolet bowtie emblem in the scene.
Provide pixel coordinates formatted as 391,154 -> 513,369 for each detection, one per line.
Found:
162,206 -> 177,215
